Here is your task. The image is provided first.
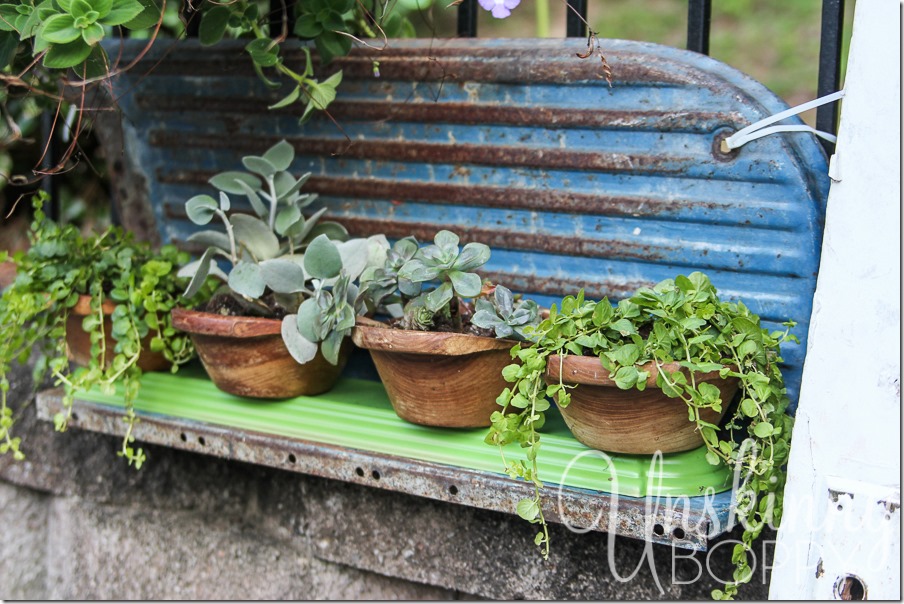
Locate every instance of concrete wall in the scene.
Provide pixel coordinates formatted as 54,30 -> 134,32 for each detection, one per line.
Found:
0,357 -> 772,600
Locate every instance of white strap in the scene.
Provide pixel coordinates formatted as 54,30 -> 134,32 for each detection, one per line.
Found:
721,89 -> 845,152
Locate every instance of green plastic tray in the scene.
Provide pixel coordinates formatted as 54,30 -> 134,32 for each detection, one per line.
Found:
79,367 -> 732,498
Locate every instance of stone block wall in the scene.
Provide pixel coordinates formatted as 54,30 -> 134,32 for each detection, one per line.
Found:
0,358 -> 773,600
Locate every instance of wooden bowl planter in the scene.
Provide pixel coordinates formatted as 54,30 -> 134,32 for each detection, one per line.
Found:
66,295 -> 170,372
171,308 -> 348,399
545,354 -> 740,455
351,317 -> 513,428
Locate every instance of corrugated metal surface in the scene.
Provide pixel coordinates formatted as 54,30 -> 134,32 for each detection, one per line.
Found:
35,369 -> 735,550
108,38 -> 829,407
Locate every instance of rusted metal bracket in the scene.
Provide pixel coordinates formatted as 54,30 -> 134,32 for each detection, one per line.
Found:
36,388 -> 734,551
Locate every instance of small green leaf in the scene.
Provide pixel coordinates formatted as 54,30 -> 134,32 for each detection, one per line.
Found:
208,171 -> 261,195
423,282 -> 453,313
228,261 -> 266,299
43,36 -> 93,68
303,234 -> 342,279
274,205 -> 302,236
262,139 -> 294,171
100,0 -> 143,26
516,498 -> 540,521
739,398 -> 758,418
242,155 -> 277,178
306,70 -> 343,109
281,314 -> 318,364
198,4 -> 230,46
231,214 -> 280,260
121,0 -> 162,28
185,194 -> 218,225
259,258 -> 306,293
295,297 -> 322,343
448,270 -> 481,298
40,13 -> 80,44
80,22 -> 104,45
321,329 -> 344,365
454,242 -> 490,272
753,422 -> 774,438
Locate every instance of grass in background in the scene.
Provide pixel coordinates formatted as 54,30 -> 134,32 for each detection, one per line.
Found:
419,0 -> 856,125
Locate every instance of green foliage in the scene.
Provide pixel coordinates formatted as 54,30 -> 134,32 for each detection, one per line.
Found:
0,0 -> 145,71
471,285 -> 541,341
487,273 -> 796,598
0,192 -> 216,466
197,0 -> 420,121
180,140 -> 388,366
359,230 -> 541,338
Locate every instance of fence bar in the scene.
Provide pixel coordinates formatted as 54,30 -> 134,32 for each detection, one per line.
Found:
457,0 -> 477,37
686,0 -> 711,55
39,113 -> 59,221
182,1 -> 201,38
269,0 -> 296,37
817,0 -> 845,153
566,0 -> 588,38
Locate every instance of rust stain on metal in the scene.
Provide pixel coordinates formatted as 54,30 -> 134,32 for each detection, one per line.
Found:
480,271 -> 653,301
136,94 -> 741,134
136,41 -> 718,89
158,170 -> 723,219
150,131 -> 690,175
35,390 -> 712,551
327,216 -> 672,264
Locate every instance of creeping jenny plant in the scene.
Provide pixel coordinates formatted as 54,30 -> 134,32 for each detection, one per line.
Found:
0,192 -> 215,467
487,273 -> 795,599
179,139 -> 388,365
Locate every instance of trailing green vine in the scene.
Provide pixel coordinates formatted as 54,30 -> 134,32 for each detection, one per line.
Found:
486,272 -> 796,599
0,192 -> 215,467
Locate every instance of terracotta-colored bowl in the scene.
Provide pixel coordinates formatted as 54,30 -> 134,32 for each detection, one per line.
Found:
545,354 -> 739,454
171,307 -> 347,399
351,317 -> 514,428
66,295 -> 170,372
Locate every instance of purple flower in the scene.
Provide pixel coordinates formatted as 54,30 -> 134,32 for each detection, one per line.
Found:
478,0 -> 521,19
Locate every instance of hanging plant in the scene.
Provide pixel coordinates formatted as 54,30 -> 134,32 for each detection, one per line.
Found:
486,272 -> 796,599
0,191 -> 216,467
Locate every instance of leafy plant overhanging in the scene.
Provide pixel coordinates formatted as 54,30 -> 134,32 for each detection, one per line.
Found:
0,192 -> 215,467
486,272 -> 796,600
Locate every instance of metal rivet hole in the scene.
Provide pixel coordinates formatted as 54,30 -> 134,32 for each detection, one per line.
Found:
836,574 -> 866,600
198,436 -> 206,446
371,470 -> 381,480
449,485 -> 459,495
652,523 -> 665,536
287,453 -> 296,464
672,527 -> 686,540
355,467 -> 364,477
179,433 -> 187,442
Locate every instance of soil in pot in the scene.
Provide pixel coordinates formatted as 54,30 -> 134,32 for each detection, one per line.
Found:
171,306 -> 348,399
545,354 -> 739,454
66,295 -> 170,372
351,317 -> 513,428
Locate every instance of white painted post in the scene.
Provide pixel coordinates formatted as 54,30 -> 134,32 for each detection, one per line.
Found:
769,0 -> 901,599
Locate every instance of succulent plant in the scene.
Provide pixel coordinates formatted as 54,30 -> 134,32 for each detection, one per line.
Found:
471,285 -> 541,341
397,230 -> 490,316
357,236 -> 419,317
358,229 -> 541,338
177,140 -> 388,365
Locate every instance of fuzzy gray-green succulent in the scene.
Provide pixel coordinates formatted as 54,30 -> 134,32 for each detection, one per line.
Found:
177,140 -> 388,365
470,285 -> 541,341
359,229 -> 537,336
